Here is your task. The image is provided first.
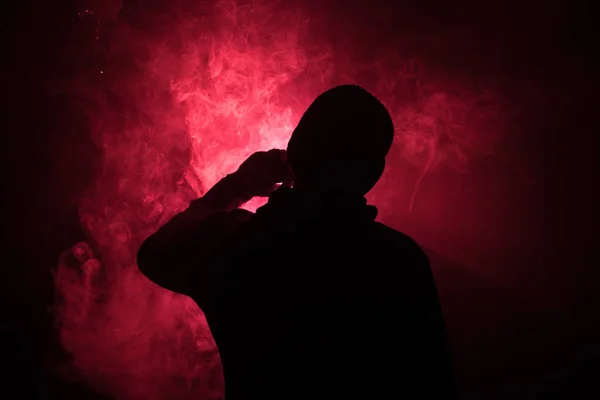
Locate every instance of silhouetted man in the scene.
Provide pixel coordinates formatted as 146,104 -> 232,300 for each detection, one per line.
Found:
138,85 -> 455,399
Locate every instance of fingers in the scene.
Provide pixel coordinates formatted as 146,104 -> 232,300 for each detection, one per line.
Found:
264,149 -> 289,178
235,149 -> 291,197
266,148 -> 287,162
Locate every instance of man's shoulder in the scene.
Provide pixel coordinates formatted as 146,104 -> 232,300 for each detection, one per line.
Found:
369,221 -> 418,244
368,222 -> 427,256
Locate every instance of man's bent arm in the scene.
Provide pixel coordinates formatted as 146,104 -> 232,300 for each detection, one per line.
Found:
137,173 -> 253,295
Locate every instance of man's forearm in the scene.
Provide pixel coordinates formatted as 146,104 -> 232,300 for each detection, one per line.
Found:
137,172 -> 252,280
195,172 -> 253,216
170,172 -> 252,229
136,149 -> 286,294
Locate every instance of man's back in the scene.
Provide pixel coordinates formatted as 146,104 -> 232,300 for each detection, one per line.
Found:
137,85 -> 455,398
192,189 -> 453,399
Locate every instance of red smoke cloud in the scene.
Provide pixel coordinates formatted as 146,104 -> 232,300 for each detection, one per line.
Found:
54,0 -> 503,398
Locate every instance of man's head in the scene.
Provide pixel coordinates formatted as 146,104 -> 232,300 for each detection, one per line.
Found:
287,85 -> 394,197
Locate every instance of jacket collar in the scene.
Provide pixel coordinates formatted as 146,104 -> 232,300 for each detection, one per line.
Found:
257,187 -> 378,222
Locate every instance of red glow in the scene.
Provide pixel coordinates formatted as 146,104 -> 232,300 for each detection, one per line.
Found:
54,1 -> 503,398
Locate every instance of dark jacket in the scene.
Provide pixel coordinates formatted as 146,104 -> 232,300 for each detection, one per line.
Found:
138,188 -> 454,399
